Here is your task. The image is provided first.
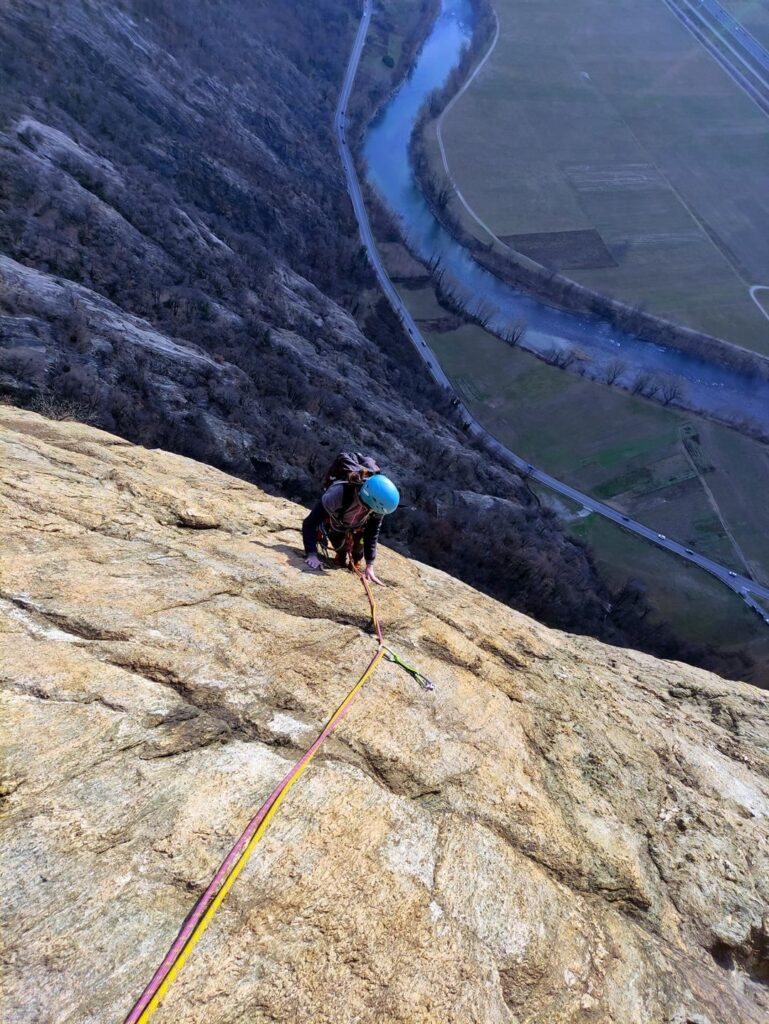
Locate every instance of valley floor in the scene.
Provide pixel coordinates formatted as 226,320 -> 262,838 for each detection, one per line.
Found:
386,268 -> 769,684
438,0 -> 769,352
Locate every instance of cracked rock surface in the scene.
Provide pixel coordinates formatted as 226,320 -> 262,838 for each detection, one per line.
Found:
1,406 -> 768,1024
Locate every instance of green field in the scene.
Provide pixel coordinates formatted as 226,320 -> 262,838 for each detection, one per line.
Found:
566,514 -> 769,688
421,307 -> 769,573
436,0 -> 769,352
386,285 -> 769,673
698,421 -> 769,586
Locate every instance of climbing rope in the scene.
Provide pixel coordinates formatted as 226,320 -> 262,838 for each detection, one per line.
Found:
123,562 -> 429,1023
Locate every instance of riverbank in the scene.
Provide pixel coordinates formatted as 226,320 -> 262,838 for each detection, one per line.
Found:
347,0 -> 440,143
409,0 -> 769,386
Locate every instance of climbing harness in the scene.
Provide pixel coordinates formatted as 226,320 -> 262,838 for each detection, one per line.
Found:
317,519 -> 365,569
123,562 -> 431,1023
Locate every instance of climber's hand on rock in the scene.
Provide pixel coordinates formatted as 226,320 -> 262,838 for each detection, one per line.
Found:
364,564 -> 384,586
305,554 -> 324,571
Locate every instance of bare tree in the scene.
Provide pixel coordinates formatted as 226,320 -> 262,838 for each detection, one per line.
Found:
472,299 -> 495,330
428,255 -> 447,289
502,321 -> 526,347
604,358 -> 627,385
546,346 -> 577,370
631,372 -> 650,395
660,377 -> 683,405
640,375 -> 661,399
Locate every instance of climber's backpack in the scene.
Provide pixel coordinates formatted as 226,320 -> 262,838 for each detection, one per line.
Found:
322,452 -> 380,491
319,453 -> 381,540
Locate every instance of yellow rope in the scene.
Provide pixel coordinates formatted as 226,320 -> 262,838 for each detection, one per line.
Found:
125,567 -> 385,1024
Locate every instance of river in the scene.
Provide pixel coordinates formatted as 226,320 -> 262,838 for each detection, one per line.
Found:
362,0 -> 769,433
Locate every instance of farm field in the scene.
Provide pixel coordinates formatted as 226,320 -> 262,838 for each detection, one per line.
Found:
412,289 -> 769,583
409,280 -> 769,675
437,0 -> 769,352
698,420 -> 769,586
566,514 -> 769,688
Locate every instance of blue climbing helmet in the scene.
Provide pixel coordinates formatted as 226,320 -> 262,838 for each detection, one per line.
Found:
359,474 -> 399,515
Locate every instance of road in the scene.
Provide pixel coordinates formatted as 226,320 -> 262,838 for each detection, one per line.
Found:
335,0 -> 769,624
660,0 -> 769,117
435,9 -> 504,249
751,285 -> 769,324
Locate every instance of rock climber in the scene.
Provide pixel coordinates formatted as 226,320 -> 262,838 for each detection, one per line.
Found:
302,454 -> 400,586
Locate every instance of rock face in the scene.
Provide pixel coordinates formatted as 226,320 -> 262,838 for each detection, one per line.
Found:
2,407 -> 768,1024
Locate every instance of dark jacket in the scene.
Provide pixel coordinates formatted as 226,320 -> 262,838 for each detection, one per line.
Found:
302,481 -> 383,562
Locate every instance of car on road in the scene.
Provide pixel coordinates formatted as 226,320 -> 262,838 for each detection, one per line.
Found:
621,515 -> 629,522
729,570 -> 737,577
685,548 -> 693,554
526,464 -> 535,472
657,533 -> 666,540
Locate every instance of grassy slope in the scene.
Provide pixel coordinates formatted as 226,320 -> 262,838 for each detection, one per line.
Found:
355,0 -> 437,104
438,0 -> 769,352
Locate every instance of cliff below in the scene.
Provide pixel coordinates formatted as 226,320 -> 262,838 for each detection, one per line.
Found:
2,407 -> 768,1023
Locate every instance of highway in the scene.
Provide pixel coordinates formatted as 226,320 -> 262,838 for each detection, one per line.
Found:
335,0 -> 769,623
661,0 -> 769,117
